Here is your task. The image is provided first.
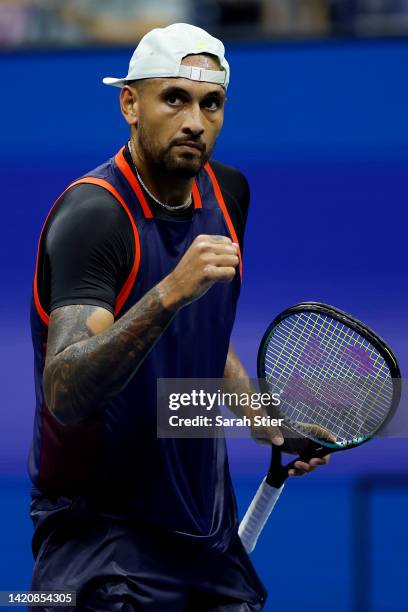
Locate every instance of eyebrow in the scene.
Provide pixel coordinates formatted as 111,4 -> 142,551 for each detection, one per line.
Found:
160,85 -> 226,101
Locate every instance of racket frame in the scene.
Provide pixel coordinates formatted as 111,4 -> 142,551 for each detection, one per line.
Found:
240,302 -> 402,553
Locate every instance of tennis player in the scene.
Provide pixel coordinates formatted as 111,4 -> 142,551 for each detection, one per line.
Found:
29,23 -> 329,611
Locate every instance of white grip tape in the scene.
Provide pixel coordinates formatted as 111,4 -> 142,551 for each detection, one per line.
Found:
238,478 -> 284,554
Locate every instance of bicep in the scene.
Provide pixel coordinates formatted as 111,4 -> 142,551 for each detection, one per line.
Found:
45,184 -> 134,315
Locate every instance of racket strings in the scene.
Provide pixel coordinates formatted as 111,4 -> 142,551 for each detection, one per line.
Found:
263,312 -> 393,444
266,353 -> 391,439
266,342 -> 390,425
266,350 -> 391,441
268,313 -> 390,393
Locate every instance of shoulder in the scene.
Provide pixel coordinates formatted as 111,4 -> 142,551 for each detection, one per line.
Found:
41,183 -> 135,314
52,182 -> 130,226
208,160 -> 250,207
45,182 -> 134,246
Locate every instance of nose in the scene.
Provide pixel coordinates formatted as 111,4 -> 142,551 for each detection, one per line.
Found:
182,102 -> 205,138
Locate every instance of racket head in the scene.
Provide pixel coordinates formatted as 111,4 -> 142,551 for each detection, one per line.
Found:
257,302 -> 401,452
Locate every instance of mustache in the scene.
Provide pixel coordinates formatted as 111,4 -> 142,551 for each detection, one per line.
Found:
170,138 -> 206,153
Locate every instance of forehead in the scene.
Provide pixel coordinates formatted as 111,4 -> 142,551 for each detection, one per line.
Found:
141,78 -> 225,100
139,53 -> 225,98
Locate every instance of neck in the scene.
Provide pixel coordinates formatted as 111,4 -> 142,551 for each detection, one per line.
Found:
129,138 -> 194,207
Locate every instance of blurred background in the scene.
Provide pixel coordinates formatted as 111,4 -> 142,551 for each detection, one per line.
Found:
1,2 -> 408,611
4,0 -> 408,47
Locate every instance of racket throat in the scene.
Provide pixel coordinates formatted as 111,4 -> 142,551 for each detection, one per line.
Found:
266,447 -> 287,488
266,444 -> 329,488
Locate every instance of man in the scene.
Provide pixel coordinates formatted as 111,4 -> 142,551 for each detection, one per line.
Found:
29,23 -> 328,611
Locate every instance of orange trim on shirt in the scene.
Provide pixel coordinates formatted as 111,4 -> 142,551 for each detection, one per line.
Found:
204,163 -> 243,281
115,148 -> 154,219
116,146 -> 203,212
33,177 -> 141,326
192,181 -> 202,209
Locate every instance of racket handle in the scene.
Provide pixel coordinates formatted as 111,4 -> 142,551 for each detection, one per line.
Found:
238,477 -> 285,554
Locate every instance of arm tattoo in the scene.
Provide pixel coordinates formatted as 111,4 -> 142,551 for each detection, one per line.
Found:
43,287 -> 175,425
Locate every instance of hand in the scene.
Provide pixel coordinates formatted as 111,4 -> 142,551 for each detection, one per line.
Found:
252,417 -> 331,475
159,234 -> 240,310
288,454 -> 330,477
287,422 -> 333,477
250,410 -> 284,447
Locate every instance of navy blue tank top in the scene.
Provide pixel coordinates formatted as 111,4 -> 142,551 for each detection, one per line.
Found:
30,147 -> 243,551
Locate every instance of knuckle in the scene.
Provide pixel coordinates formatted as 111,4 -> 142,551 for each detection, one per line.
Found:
202,265 -> 213,281
193,236 -> 207,250
212,235 -> 231,243
195,234 -> 209,242
197,242 -> 211,254
199,252 -> 212,266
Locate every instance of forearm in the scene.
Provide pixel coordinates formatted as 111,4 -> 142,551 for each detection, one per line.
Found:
223,344 -> 284,446
223,343 -> 255,419
44,281 -> 178,426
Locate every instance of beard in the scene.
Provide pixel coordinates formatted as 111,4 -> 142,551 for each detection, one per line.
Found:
137,124 -> 214,179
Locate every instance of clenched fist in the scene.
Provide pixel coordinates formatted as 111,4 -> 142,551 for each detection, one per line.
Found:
158,234 -> 240,310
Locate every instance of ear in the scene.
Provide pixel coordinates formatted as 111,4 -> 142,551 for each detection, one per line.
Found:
120,85 -> 139,127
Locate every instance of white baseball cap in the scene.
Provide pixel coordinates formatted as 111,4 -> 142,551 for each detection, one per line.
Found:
102,23 -> 230,90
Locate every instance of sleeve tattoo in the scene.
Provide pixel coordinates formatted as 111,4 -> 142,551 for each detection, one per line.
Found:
43,286 -> 175,425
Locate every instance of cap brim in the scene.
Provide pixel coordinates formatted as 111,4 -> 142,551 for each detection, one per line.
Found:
102,76 -> 127,88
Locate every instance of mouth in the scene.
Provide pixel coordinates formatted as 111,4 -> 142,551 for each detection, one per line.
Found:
173,142 -> 204,152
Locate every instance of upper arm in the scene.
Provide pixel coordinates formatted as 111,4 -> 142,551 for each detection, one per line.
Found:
41,183 -> 134,316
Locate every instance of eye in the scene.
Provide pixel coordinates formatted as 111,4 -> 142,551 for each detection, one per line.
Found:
203,97 -> 221,111
166,93 -> 184,106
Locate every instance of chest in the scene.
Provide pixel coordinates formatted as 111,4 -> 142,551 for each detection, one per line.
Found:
130,207 -> 235,299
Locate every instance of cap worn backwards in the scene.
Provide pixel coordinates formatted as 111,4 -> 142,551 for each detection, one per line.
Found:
102,23 -> 230,90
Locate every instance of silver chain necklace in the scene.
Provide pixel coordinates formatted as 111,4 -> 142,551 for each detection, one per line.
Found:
128,142 -> 192,212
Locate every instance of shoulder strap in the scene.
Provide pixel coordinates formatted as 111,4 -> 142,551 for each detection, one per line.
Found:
204,163 -> 243,281
33,177 -> 141,326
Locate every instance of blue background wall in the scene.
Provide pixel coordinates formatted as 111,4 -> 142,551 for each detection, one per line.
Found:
1,39 -> 407,610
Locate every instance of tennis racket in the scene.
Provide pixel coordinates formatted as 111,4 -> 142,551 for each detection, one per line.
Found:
239,302 -> 401,553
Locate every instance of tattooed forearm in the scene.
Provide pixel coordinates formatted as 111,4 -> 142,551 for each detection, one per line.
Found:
43,285 -> 176,425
